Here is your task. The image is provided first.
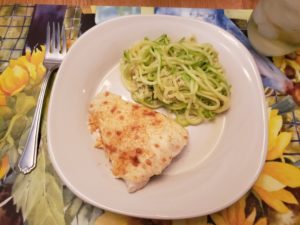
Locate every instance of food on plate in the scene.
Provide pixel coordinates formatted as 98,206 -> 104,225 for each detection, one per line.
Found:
120,34 -> 231,126
88,91 -> 189,192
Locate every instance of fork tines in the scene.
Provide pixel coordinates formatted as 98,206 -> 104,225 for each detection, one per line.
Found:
46,22 -> 67,55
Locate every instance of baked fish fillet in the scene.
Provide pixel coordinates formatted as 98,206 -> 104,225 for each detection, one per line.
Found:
88,91 -> 189,192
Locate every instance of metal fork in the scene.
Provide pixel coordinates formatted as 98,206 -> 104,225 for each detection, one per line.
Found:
18,22 -> 67,174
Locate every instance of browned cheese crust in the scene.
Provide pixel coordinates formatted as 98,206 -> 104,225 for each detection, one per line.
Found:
88,91 -> 188,192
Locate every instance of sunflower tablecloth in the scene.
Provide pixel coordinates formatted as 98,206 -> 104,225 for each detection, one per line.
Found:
1,4 -> 300,225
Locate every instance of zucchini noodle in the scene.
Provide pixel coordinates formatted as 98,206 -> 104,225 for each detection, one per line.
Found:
120,34 -> 231,126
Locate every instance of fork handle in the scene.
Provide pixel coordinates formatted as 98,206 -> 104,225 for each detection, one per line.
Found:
18,68 -> 53,174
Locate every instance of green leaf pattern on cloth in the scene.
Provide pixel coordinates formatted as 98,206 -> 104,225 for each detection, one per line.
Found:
11,127 -> 66,225
0,93 -> 36,162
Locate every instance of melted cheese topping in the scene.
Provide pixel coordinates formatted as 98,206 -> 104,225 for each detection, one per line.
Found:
88,91 -> 188,192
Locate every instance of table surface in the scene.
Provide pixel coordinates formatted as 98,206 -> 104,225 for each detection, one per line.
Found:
1,0 -> 259,8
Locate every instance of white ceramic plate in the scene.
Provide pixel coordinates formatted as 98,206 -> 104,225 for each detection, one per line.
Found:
48,15 -> 267,219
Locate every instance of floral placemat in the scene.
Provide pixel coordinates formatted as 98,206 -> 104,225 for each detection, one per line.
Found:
1,5 -> 300,225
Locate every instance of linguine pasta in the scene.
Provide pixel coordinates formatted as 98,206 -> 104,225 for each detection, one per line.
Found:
120,34 -> 231,126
